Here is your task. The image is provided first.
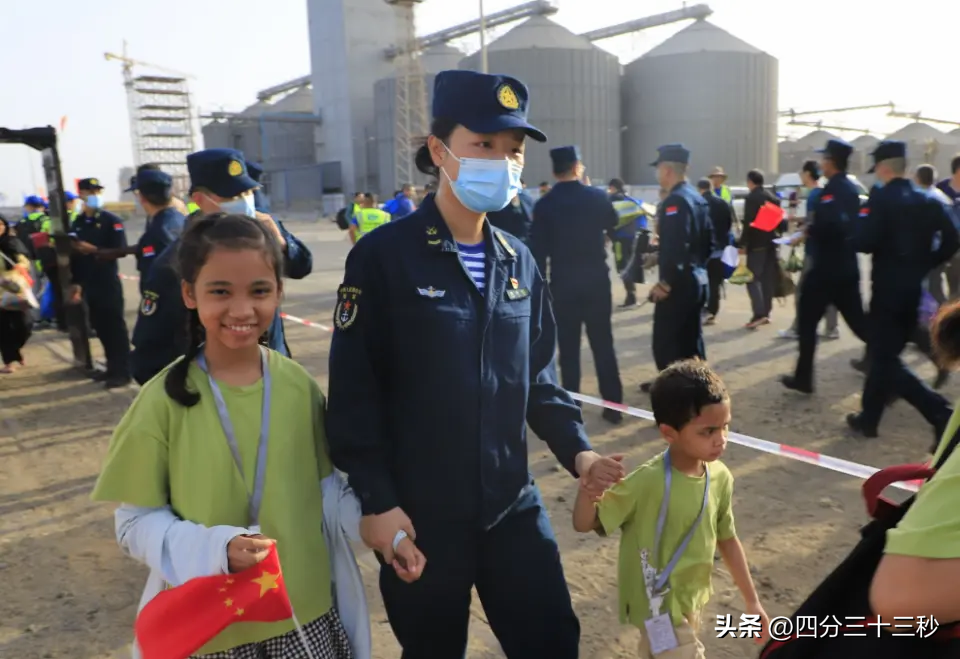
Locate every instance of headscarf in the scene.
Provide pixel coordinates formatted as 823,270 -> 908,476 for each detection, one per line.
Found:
0,215 -> 29,269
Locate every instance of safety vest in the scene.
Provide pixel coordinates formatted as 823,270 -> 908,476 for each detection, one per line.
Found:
355,208 -> 390,239
716,185 -> 732,204
186,201 -> 200,214
612,199 -> 645,230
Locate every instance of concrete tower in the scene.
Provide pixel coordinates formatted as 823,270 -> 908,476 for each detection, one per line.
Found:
307,0 -> 402,193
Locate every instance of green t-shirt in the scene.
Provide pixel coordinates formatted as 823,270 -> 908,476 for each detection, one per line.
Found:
885,406 -> 960,559
597,450 -> 736,629
91,351 -> 334,654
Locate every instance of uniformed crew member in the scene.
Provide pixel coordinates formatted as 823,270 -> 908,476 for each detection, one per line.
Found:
641,144 -> 714,390
247,158 -> 313,358
487,184 -> 535,245
608,177 -> 647,304
846,141 -> 959,441
781,139 -> 868,393
325,69 -> 625,659
531,145 -> 624,423
349,192 -> 391,243
97,167 -> 184,291
70,178 -> 131,388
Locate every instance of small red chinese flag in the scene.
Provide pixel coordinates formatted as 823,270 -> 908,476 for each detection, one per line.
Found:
135,546 -> 293,659
751,202 -> 785,232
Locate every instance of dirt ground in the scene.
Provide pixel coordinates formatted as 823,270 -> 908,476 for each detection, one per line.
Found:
0,218 -> 947,658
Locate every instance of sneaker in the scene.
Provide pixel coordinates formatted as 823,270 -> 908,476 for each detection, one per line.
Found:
822,328 -> 840,340
703,315 -> 717,326
778,328 -> 799,340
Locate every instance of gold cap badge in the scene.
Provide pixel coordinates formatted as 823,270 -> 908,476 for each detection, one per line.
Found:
497,85 -> 520,111
228,160 -> 243,177
90,178 -> 100,186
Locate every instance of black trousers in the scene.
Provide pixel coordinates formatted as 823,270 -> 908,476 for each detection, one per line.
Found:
706,258 -> 726,316
553,284 -> 623,403
379,488 -> 580,659
653,292 -> 706,371
84,278 -> 130,377
0,309 -> 32,365
860,300 -> 951,430
793,273 -> 867,387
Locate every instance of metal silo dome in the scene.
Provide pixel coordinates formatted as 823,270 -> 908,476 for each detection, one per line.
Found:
422,44 -> 464,75
623,20 -> 778,185
459,16 -> 623,187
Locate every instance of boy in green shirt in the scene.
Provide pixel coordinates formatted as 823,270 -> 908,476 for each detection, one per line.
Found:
573,360 -> 769,658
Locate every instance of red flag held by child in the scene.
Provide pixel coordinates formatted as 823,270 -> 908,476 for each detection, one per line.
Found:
134,546 -> 293,659
751,202 -> 785,232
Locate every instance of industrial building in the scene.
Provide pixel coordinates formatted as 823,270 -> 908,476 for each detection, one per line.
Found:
202,1 -> 788,210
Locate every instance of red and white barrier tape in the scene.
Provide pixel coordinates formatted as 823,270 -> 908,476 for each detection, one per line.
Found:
119,271 -> 924,492
120,274 -> 333,332
567,392 -> 922,493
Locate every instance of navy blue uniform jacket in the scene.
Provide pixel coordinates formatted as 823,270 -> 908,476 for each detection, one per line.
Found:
530,180 -> 618,291
806,173 -> 862,281
71,210 -> 127,285
486,190 -> 534,244
858,178 -> 960,303
325,195 -> 591,527
657,182 -> 715,296
135,207 -> 185,290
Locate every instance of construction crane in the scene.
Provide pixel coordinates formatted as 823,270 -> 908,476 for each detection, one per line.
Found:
386,0 -> 429,192
104,41 -> 197,195
786,119 -> 872,135
887,109 -> 960,129
779,103 -> 895,119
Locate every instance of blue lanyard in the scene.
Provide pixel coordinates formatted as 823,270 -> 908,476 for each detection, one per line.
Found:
653,450 -> 711,594
196,347 -> 272,526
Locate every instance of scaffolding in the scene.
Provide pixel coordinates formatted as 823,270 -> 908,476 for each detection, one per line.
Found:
386,0 -> 429,192
106,45 -> 196,196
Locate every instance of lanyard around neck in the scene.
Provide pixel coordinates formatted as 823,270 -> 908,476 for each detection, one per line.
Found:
196,347 -> 272,527
653,449 -> 711,594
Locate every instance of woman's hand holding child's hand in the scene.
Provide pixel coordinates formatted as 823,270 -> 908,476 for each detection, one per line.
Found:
227,534 -> 277,573
391,537 -> 427,584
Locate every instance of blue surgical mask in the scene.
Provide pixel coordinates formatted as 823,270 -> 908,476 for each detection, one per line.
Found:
84,194 -> 103,210
219,194 -> 256,218
441,145 -> 523,213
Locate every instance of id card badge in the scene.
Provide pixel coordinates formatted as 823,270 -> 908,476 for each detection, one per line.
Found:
248,524 -> 262,536
644,613 -> 679,656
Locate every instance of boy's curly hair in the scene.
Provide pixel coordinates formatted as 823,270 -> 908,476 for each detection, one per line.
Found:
650,359 -> 728,431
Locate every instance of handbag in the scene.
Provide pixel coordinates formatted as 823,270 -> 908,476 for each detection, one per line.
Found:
0,252 -> 39,311
759,430 -> 960,659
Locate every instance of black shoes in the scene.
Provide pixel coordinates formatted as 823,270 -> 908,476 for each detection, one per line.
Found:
780,375 -> 813,394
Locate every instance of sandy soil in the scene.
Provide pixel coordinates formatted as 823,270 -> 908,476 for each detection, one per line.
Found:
0,219 -> 946,658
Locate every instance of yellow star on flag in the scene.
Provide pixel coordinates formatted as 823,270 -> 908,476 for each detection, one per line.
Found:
251,569 -> 281,598
235,608 -> 245,617
224,598 -> 234,608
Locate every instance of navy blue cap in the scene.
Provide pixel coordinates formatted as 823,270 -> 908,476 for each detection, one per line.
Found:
187,148 -> 258,198
78,177 -> 105,191
817,138 -> 854,162
550,145 -> 581,169
123,176 -> 138,193
650,143 -> 691,167
246,160 -> 264,183
24,194 -> 45,207
433,70 -> 546,143
244,161 -> 269,212
867,140 -> 907,174
130,169 -> 173,195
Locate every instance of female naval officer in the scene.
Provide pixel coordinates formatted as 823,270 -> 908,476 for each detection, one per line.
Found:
325,70 -> 624,658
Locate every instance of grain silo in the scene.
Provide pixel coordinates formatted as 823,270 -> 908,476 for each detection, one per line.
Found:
458,16 -> 622,187
886,122 -> 960,178
849,135 -> 881,178
373,44 -> 465,196
622,20 -> 778,186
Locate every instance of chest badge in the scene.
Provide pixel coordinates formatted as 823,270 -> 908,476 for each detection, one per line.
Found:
510,277 -> 519,289
417,286 -> 446,299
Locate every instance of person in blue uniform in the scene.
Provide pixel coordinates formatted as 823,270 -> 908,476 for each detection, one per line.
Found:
246,159 -> 313,357
486,184 -> 534,244
639,144 -> 714,392
530,145 -> 624,423
97,167 -> 184,291
325,69 -> 625,659
846,140 -> 959,441
70,178 -> 131,388
781,139 -> 868,393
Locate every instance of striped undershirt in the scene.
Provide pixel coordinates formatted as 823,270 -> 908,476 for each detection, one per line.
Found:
457,242 -> 486,293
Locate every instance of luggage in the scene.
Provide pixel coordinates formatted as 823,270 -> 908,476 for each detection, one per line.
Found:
759,431 -> 960,659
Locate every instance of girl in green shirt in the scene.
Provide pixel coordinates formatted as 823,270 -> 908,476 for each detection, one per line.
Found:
92,214 -> 372,658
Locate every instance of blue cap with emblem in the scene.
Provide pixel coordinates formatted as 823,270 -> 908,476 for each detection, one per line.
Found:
78,178 -> 105,191
23,194 -> 45,207
867,140 -> 907,174
650,143 -> 691,167
128,168 -> 174,195
817,138 -> 854,162
187,148 -> 258,198
432,70 -> 546,142
549,145 -> 581,171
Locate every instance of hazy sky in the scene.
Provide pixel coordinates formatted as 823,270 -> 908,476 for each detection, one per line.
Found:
2,0 -> 957,202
